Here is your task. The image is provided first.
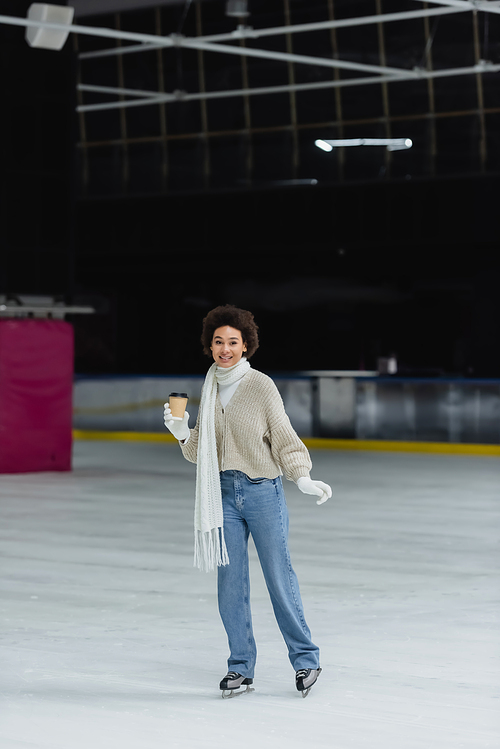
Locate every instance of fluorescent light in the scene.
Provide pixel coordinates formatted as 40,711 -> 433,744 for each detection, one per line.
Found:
272,179 -> 318,186
387,138 -> 413,151
315,138 -> 413,151
315,139 -> 333,152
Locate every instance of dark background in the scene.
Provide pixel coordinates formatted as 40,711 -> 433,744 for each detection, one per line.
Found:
1,0 -> 499,376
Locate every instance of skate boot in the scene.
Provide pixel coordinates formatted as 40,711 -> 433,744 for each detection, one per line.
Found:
295,668 -> 322,698
219,671 -> 254,699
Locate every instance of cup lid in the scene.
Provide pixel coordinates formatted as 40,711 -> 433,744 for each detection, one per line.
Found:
169,392 -> 188,398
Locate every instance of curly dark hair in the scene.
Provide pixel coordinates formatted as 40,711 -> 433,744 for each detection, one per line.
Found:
201,304 -> 259,359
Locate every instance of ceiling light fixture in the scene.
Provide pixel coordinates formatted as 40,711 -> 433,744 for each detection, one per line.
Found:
225,1 -> 250,18
315,138 -> 413,152
25,3 -> 74,50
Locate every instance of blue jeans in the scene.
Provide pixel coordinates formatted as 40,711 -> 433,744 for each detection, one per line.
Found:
217,470 -> 320,678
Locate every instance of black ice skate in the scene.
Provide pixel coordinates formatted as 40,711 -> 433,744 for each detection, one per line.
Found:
219,671 -> 254,699
295,668 -> 322,698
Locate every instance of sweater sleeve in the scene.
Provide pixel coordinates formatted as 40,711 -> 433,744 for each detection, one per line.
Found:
179,411 -> 200,464
263,378 -> 312,483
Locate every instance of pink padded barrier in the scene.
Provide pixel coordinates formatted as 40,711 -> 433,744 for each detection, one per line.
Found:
0,319 -> 73,473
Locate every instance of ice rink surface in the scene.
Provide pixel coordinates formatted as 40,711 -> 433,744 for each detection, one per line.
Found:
1,441 -> 499,749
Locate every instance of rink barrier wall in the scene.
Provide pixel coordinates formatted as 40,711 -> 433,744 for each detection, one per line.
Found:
72,430 -> 500,456
73,374 -> 500,445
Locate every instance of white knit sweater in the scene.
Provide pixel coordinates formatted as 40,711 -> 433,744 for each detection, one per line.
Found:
180,368 -> 312,482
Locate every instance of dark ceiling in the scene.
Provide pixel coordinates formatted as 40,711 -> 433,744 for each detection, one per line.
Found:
73,0 -> 207,19
75,0 -> 500,196
1,0 -> 499,376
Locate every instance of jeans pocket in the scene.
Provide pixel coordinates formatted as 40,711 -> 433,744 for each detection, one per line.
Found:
246,475 -> 270,484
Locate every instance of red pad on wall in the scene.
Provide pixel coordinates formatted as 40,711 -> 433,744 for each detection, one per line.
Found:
0,319 -> 73,473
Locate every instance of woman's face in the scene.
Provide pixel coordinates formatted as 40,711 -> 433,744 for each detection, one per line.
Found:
211,325 -> 247,368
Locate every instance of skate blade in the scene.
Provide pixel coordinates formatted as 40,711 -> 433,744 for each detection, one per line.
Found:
300,667 -> 322,698
221,685 -> 255,699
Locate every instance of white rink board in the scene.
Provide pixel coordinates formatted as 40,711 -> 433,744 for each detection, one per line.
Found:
0,442 -> 499,749
73,376 -> 313,436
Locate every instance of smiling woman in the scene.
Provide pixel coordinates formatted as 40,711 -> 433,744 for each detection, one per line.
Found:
200,305 -> 260,363
210,326 -> 247,368
163,303 -> 332,699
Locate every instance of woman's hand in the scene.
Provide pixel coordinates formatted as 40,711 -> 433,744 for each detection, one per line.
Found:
163,403 -> 190,443
297,476 -> 332,505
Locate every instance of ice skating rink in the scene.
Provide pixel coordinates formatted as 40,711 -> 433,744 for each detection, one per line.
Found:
1,441 -> 499,749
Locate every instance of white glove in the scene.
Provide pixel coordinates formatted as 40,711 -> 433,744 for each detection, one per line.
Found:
297,476 -> 332,505
163,403 -> 190,442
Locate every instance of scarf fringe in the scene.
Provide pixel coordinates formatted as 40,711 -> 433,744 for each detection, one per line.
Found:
194,526 -> 230,573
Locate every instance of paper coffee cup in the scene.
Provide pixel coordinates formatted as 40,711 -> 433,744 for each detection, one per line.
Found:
169,392 -> 188,420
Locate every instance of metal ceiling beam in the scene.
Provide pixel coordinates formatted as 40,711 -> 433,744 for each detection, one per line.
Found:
80,83 -> 162,97
80,41 -> 166,59
76,61 -> 500,113
0,13 -> 412,78
181,38 -> 411,77
0,12 -> 168,44
412,0 -> 500,16
78,5 -> 469,60
196,6 -> 468,40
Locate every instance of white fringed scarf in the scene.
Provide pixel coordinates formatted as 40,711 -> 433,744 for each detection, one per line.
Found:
194,357 -> 251,572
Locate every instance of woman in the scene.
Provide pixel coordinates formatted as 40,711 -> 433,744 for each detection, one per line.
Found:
163,305 -> 332,698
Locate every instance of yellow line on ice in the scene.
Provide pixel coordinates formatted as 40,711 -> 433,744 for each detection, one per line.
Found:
72,430 -> 500,456
73,429 -> 177,443
302,438 -> 500,456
